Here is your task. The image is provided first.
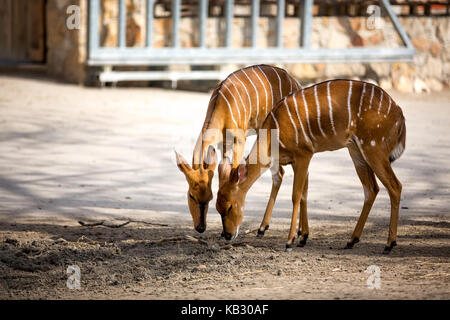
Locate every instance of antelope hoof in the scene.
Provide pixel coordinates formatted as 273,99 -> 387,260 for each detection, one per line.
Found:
285,243 -> 294,252
297,233 -> 309,247
257,225 -> 269,238
344,237 -> 359,249
383,241 -> 397,254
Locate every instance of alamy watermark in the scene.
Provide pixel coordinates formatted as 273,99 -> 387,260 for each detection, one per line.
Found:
366,5 -> 384,30
66,5 -> 81,30
66,265 -> 81,289
365,5 -> 398,47
365,265 -> 381,290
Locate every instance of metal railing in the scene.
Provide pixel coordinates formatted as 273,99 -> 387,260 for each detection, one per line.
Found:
88,0 -> 415,84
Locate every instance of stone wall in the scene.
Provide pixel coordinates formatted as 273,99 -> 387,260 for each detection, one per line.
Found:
288,16 -> 449,93
44,0 -> 449,91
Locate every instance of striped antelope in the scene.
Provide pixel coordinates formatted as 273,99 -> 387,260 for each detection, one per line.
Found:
175,65 -> 301,233
216,79 -> 406,254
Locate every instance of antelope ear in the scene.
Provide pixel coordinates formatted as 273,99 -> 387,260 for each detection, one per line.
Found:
230,163 -> 248,185
237,164 -> 248,184
203,145 -> 217,171
175,150 -> 192,175
218,157 -> 232,183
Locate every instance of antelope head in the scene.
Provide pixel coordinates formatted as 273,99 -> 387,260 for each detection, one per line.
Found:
175,146 -> 217,233
216,158 -> 248,240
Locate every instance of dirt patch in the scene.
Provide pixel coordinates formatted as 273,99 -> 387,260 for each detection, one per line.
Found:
1,218 -> 448,299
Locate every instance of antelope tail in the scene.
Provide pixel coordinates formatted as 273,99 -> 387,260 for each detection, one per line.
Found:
389,114 -> 406,163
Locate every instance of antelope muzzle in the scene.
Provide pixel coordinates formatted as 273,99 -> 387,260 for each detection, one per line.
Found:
222,231 -> 233,241
195,202 -> 207,233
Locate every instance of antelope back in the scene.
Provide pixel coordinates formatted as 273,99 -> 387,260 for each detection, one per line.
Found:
267,79 -> 405,159
194,65 -> 301,169
208,64 -> 301,132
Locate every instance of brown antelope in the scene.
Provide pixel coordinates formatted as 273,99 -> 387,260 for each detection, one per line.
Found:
175,64 -> 301,233
216,79 -> 406,254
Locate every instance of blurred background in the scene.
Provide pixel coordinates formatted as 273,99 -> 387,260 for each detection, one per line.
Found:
0,0 -> 448,92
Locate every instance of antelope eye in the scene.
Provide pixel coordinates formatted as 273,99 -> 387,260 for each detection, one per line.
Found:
189,194 -> 196,201
227,205 -> 232,214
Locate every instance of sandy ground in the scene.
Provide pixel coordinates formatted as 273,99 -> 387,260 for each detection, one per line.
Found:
0,75 -> 449,300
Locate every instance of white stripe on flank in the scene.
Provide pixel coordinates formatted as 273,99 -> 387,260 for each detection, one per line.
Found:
271,67 -> 283,101
286,69 -> 300,92
223,82 -> 241,124
294,79 -> 301,90
270,112 -> 286,148
270,112 -> 279,128
233,73 -> 252,124
287,74 -> 293,93
293,93 -> 310,144
368,85 -> 374,110
284,70 -> 298,94
387,96 -> 392,116
301,90 -> 316,140
358,82 -> 366,117
314,85 -> 327,137
257,66 -> 273,115
228,76 -> 247,124
210,93 -> 218,102
378,90 -> 384,114
242,69 -> 259,125
219,91 -> 238,127
253,67 -> 268,116
284,99 -> 299,145
327,81 -> 337,135
347,81 -> 353,129
353,136 -> 368,162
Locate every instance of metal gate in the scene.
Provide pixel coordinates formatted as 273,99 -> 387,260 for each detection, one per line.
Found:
88,0 -> 415,84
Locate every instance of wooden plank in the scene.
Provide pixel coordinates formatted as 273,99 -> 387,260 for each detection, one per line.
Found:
0,0 -> 45,62
11,0 -> 29,61
27,0 -> 45,62
0,0 -> 13,60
